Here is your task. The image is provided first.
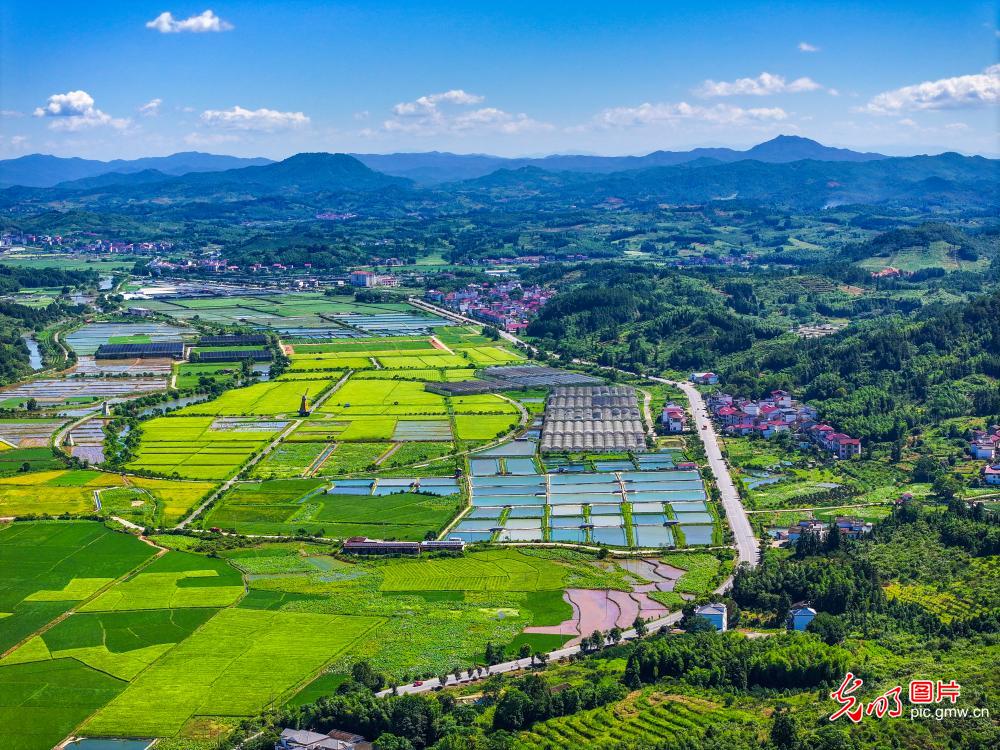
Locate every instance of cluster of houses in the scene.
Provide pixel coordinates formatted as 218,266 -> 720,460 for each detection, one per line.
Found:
1,232 -> 173,254
348,269 -> 400,288
694,601 -> 817,632
148,257 -> 330,278
426,281 -> 553,333
774,517 -> 873,543
707,390 -> 862,459
870,266 -> 907,279
969,426 -> 1000,485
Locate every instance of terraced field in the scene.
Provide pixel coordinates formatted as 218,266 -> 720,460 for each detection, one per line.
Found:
515,691 -> 745,749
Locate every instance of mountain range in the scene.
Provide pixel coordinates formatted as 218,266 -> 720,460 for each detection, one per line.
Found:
0,137 -> 995,211
0,151 -> 273,189
351,135 -> 889,184
0,136 -> 886,189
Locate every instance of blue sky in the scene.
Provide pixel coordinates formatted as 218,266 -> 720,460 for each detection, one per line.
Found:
2,1 -> 997,159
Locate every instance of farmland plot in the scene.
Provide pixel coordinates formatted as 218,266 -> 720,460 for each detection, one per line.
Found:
0,522 -> 156,655
81,608 -> 382,738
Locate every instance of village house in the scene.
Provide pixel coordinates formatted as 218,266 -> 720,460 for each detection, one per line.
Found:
661,403 -> 687,433
833,516 -> 873,539
982,464 -> 1000,486
694,603 -> 728,632
970,426 -> 1000,461
690,372 -> 719,385
788,604 -> 817,631
276,728 -> 371,750
781,519 -> 828,542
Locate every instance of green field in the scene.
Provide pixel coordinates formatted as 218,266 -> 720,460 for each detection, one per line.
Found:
127,416 -> 280,480
177,379 -> 335,416
0,522 -> 156,654
380,549 -> 570,592
81,607 -> 382,738
80,551 -> 245,611
201,479 -> 461,539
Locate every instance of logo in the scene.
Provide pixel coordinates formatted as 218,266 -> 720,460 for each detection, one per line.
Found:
829,674 -> 985,722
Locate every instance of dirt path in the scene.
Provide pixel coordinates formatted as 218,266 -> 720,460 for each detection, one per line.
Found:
745,502 -> 891,514
429,335 -> 454,354
374,442 -> 402,466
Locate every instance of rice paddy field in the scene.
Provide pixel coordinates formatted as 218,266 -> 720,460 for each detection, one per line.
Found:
199,477 -> 464,539
127,416 -> 284,480
0,521 -> 670,747
0,469 -> 214,525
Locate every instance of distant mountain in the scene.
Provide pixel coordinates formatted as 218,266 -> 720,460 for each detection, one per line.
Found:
353,136 -> 888,184
55,168 -> 174,191
0,151 -> 274,188
2,146 -> 992,212
148,152 -> 411,197
451,152 -> 998,211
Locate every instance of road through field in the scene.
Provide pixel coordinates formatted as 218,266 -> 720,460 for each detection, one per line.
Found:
177,370 -> 352,528
409,297 -> 758,571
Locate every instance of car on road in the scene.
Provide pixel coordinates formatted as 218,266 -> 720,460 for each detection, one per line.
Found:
413,680 -> 424,686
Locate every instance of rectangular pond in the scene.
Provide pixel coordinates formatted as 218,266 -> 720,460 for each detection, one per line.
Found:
590,526 -> 627,546
680,525 -> 715,545
674,511 -> 713,524
504,458 -> 538,475
633,525 -> 674,547
549,527 -> 586,543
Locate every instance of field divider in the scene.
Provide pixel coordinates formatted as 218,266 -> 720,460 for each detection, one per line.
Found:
177,370 -> 355,528
0,538 -> 168,661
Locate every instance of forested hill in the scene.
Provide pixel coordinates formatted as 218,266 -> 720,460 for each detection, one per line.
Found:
721,289 -> 1000,442
525,263 -> 784,369
840,221 -> 987,263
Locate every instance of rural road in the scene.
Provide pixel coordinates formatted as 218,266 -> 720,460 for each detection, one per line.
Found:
377,609 -> 684,698
651,376 -> 760,570
374,298 -> 763,699
410,296 -> 759,571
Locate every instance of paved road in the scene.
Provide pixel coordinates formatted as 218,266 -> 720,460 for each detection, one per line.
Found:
410,295 -> 759,570
377,609 -> 683,698
652,377 -> 760,569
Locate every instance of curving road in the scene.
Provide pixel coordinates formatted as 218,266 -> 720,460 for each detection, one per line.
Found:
375,299 -> 761,698
410,296 -> 758,570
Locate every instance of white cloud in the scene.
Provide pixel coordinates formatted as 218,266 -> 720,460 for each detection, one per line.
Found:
139,98 -> 162,117
383,90 -> 550,136
33,90 -> 129,130
798,42 -> 820,52
392,89 -> 485,116
1,110 -> 24,118
146,10 -> 233,34
199,105 -> 310,131
698,72 -> 825,97
898,118 -> 918,128
945,122 -> 969,131
590,101 -> 788,129
863,64 -> 1000,113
